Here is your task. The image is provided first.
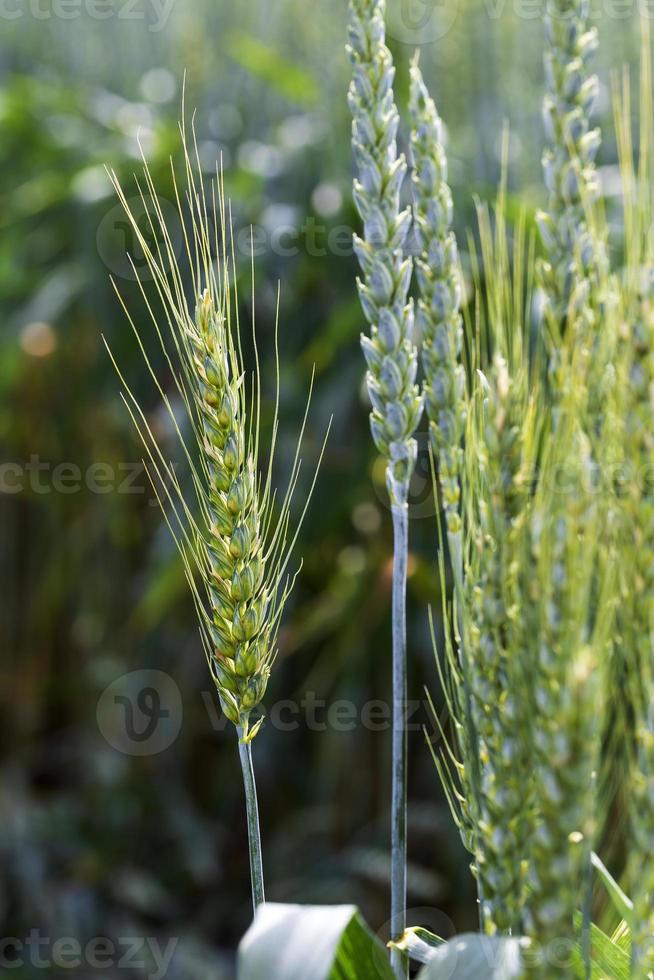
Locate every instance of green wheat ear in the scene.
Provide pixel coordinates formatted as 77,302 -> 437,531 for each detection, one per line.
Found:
408,58 -> 466,561
537,0 -> 604,343
105,121 -> 329,910
614,24 -> 654,975
521,403 -> 616,975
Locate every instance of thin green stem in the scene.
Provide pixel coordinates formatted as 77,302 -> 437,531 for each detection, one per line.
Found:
237,727 -> 265,913
390,503 -> 408,980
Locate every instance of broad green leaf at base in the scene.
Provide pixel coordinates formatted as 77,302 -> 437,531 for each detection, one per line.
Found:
237,903 -> 395,980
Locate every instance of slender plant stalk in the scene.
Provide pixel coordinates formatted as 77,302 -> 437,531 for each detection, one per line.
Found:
237,727 -> 265,911
347,3 -> 422,972
390,503 -> 408,977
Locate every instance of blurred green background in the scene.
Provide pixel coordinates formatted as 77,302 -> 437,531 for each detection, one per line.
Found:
0,1 -> 644,976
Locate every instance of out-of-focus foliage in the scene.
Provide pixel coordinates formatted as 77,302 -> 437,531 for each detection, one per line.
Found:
0,1 -> 645,975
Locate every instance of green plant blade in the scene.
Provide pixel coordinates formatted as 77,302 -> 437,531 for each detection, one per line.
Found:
390,926 -> 444,965
587,921 -> 631,979
571,911 -> 631,978
591,852 -> 634,924
416,934 -> 527,979
237,904 -> 395,980
612,919 -> 631,954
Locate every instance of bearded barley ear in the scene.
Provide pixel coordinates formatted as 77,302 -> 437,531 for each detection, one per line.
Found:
106,123 -> 329,914
537,0 -> 607,347
408,59 -> 466,565
347,4 -> 422,972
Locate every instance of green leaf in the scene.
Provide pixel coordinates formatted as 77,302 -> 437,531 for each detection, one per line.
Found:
390,926 -> 444,965
591,852 -> 634,924
572,912 -> 631,978
588,921 -> 631,979
237,903 -> 395,980
416,934 -> 528,979
612,920 -> 631,954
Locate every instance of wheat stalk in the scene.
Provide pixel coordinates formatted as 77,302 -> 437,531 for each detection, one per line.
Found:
347,3 -> 422,971
106,125 -> 328,913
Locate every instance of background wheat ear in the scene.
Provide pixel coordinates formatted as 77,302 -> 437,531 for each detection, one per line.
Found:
520,396 -> 616,976
536,0 -> 604,347
408,57 -> 466,572
106,124 -> 329,914
613,21 -> 654,976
